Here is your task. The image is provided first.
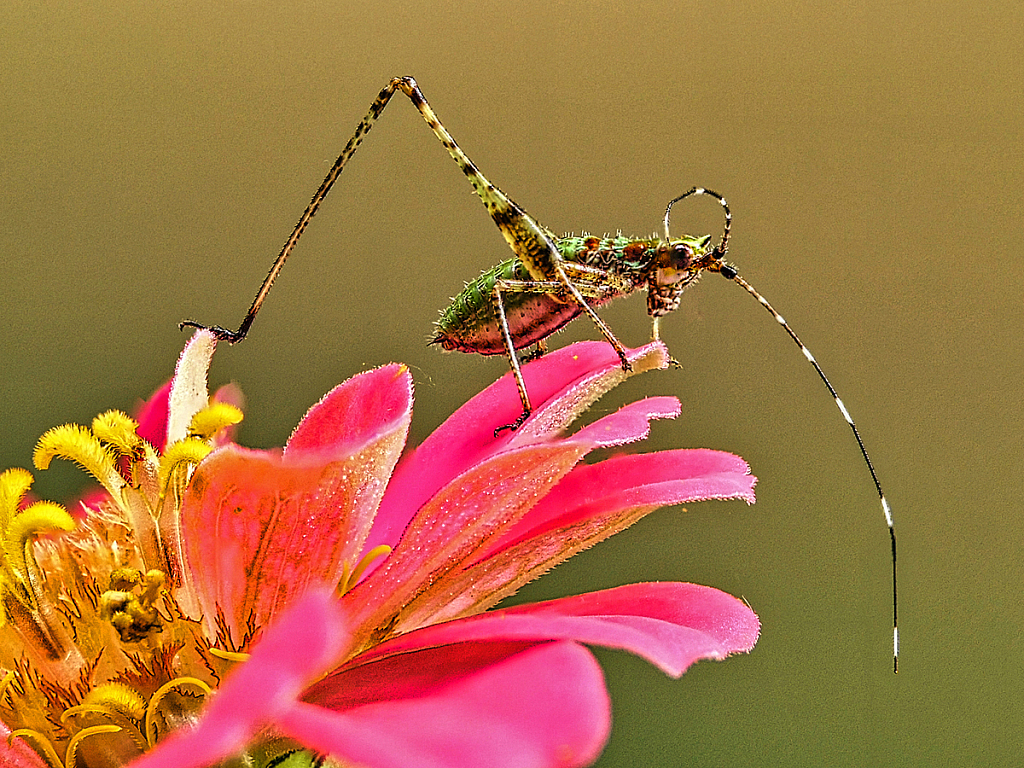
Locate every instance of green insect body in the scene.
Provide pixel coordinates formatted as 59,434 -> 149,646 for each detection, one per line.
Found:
433,233 -> 714,355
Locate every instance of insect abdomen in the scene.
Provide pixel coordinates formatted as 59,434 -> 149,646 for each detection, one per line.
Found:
432,236 -> 655,355
433,257 -> 581,354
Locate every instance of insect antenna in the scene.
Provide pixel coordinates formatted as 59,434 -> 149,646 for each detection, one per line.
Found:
666,188 -> 899,673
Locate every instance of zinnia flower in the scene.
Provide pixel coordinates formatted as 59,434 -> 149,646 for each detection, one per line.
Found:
1,332 -> 758,768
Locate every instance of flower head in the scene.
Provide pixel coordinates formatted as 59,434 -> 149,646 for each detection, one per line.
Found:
2,334 -> 758,768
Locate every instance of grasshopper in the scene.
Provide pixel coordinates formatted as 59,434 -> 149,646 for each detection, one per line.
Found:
182,76 -> 898,671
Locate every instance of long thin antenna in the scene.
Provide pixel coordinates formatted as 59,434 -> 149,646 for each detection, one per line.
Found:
667,188 -> 899,673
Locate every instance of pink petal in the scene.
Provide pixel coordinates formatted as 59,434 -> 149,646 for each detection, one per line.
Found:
566,395 -> 680,448
134,380 -> 172,452
502,342 -> 671,446
348,583 -> 760,679
285,363 -> 413,459
126,590 -> 351,768
392,449 -> 755,628
282,641 -> 610,768
488,448 -> 757,555
365,341 -> 670,553
349,360 -> 686,638
170,366 -> 412,643
344,440 -> 591,643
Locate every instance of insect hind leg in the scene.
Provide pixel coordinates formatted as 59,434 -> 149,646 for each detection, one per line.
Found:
397,78 -> 634,376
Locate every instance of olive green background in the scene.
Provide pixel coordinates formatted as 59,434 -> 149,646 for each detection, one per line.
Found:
2,1 -> 1021,765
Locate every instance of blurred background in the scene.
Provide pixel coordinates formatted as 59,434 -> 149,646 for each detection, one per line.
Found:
2,1 -> 1021,765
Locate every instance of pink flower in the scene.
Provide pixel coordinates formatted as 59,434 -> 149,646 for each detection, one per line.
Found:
1,334 -> 758,768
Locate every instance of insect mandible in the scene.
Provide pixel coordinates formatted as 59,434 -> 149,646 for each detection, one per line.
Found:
181,76 -> 898,672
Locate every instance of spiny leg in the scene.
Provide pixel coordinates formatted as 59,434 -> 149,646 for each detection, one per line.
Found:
182,79 -> 411,341
491,273 -> 621,435
181,76 -> 631,375
394,79 -> 632,373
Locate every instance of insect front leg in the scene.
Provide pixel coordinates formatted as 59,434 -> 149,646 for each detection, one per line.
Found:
491,273 -> 623,435
519,339 -> 548,364
558,261 -> 634,371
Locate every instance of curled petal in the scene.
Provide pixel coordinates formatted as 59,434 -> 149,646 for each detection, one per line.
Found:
285,641 -> 610,768
566,395 -> 680,449
504,342 -> 672,446
285,363 -> 413,459
166,330 -> 217,446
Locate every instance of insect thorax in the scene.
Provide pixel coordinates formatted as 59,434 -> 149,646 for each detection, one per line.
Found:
557,235 -> 658,278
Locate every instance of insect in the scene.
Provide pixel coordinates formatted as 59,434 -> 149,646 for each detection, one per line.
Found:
181,76 -> 898,671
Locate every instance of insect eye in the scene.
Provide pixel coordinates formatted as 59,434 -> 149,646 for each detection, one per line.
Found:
670,244 -> 693,270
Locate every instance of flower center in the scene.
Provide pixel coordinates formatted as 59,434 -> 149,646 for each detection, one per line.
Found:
0,402 -> 242,767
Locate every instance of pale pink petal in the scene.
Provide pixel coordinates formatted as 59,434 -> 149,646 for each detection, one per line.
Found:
365,341 -> 669,553
126,590 -> 351,768
171,366 -> 411,643
348,583 -> 760,679
282,641 -> 609,768
166,330 -> 217,445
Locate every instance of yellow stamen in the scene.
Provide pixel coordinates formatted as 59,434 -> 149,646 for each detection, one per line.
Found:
339,544 -> 393,595
336,561 -> 352,597
108,567 -> 142,591
65,725 -> 122,768
0,468 -> 34,526
158,438 -> 212,494
33,424 -> 123,496
83,682 -> 147,721
188,402 -> 243,440
208,647 -> 251,663
4,501 -> 76,585
144,677 -> 212,747
9,728 -> 65,768
141,569 -> 165,603
91,410 -> 144,458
